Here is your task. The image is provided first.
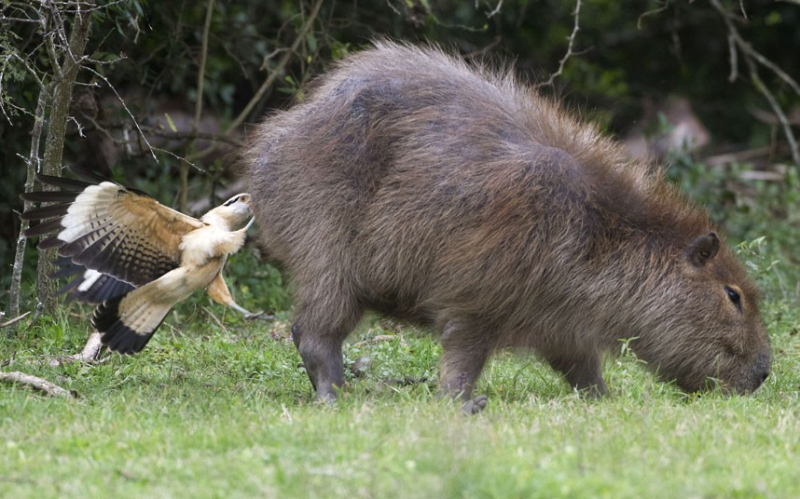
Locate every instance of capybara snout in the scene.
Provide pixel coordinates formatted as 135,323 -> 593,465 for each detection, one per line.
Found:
751,347 -> 773,391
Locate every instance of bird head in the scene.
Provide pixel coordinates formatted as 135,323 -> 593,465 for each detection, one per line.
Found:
201,193 -> 253,230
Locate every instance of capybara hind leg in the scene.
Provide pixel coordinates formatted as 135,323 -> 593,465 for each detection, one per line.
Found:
292,303 -> 362,402
439,324 -> 491,413
545,351 -> 608,397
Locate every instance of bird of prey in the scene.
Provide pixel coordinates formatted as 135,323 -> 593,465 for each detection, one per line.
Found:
21,168 -> 258,354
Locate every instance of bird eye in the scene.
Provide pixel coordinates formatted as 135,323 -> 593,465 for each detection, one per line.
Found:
725,285 -> 742,312
223,196 -> 239,206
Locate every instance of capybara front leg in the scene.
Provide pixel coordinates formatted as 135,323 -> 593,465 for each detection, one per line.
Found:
439,325 -> 491,413
545,350 -> 608,397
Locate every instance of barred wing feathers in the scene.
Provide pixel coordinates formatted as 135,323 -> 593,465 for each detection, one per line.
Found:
53,258 -> 135,304
22,173 -> 205,287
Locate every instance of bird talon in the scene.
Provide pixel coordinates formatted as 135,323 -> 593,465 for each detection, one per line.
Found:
244,311 -> 273,321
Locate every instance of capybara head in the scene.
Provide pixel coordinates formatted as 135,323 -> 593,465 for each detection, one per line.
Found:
627,231 -> 771,394
244,41 -> 771,406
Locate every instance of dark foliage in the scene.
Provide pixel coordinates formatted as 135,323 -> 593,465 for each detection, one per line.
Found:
2,0 -> 799,312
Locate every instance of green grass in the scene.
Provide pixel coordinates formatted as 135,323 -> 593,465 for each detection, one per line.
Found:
4,177 -> 800,498
2,295 -> 800,498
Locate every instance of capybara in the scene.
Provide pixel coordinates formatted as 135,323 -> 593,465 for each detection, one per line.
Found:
244,41 -> 771,410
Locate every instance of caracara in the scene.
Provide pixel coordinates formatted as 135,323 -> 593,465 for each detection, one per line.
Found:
21,168 -> 258,354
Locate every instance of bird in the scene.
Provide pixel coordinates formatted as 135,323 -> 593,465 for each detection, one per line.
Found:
21,167 -> 259,354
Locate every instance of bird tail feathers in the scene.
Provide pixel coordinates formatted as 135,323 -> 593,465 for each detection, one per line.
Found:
93,292 -> 171,355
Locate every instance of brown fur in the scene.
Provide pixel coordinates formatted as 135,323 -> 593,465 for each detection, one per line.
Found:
244,42 -> 771,407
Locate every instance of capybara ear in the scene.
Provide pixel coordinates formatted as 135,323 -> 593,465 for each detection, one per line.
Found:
687,232 -> 720,267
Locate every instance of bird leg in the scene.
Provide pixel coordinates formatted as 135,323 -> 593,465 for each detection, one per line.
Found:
207,272 -> 271,320
241,217 -> 255,231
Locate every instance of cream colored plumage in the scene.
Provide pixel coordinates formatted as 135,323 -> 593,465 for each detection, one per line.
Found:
22,168 -> 256,354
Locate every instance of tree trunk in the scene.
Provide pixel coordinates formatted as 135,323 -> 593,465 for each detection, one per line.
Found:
7,90 -> 48,335
36,2 -> 94,315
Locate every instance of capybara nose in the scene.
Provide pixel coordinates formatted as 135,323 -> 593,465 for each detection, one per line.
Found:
752,348 -> 771,390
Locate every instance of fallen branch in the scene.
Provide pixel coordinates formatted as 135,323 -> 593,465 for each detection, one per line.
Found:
704,146 -> 773,167
0,371 -> 76,398
352,334 -> 398,348
45,332 -> 106,366
0,311 -> 31,329
139,126 -> 244,147
385,376 -> 429,387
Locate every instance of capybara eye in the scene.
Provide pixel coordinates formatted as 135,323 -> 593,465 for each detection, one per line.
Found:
725,286 -> 742,312
724,342 -> 741,357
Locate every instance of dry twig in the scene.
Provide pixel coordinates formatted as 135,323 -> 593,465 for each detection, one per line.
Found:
190,0 -> 325,162
710,0 -> 800,167
0,371 -> 76,398
44,332 -> 106,366
0,312 -> 31,329
180,0 -> 217,213
637,0 -> 672,29
81,66 -> 157,161
536,0 -> 582,88
486,0 -> 503,18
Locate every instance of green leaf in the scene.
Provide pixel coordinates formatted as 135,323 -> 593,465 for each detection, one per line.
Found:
306,32 -> 317,53
164,113 -> 177,133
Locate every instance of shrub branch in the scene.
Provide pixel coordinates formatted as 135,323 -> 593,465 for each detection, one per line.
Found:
189,0 -> 325,162
536,0 -> 582,88
710,0 -> 800,167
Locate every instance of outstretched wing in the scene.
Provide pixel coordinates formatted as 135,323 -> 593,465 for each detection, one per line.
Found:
22,168 -> 205,287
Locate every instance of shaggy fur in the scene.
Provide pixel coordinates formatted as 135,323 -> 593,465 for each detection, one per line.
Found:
244,41 -> 771,408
